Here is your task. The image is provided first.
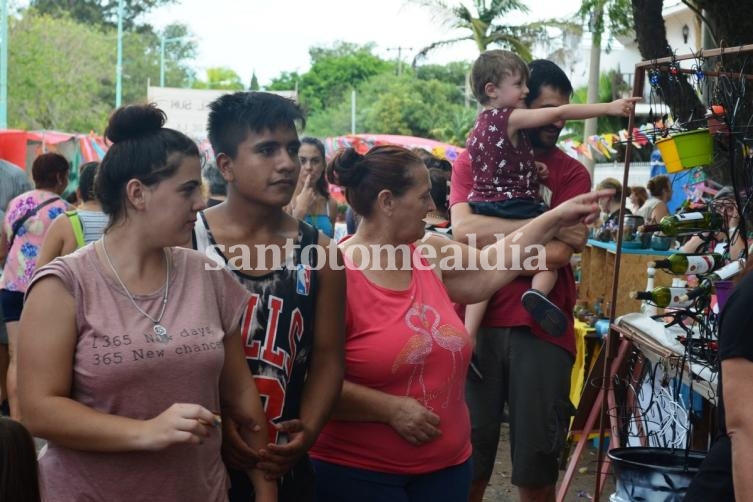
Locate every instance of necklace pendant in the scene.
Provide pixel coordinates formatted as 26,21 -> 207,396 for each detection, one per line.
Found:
153,323 -> 169,343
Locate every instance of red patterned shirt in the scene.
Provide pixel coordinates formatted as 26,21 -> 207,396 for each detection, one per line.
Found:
466,107 -> 539,203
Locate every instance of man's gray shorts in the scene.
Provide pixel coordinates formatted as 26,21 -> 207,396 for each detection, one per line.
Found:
466,326 -> 575,488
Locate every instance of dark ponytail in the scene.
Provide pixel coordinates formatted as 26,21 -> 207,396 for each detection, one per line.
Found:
327,145 -> 421,218
96,103 -> 199,224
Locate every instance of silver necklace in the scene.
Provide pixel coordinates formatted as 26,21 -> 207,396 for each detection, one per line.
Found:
101,235 -> 170,343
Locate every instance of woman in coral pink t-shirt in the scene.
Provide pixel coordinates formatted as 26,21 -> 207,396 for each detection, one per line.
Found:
308,145 -> 608,501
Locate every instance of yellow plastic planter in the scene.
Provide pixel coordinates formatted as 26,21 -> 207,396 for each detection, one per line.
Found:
655,129 -> 713,173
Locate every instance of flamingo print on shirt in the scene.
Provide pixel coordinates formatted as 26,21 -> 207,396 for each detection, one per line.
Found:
432,324 -> 467,407
392,302 -> 435,408
392,302 -> 468,409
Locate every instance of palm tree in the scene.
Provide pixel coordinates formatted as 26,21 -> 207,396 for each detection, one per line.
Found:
578,0 -> 633,175
410,0 -> 539,66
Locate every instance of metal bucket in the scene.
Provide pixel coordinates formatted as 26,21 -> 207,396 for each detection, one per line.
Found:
608,447 -> 705,501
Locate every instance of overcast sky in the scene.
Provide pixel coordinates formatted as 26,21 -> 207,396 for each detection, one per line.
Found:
145,0 -> 583,87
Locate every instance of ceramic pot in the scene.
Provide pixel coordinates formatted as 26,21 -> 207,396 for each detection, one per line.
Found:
650,233 -> 673,251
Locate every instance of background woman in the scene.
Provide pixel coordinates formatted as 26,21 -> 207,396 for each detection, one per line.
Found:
629,186 -> 648,215
309,145 -> 607,501
18,104 -> 275,501
593,177 -> 630,242
638,174 -> 672,224
0,152 -> 71,419
289,137 -> 337,237
36,161 -> 108,267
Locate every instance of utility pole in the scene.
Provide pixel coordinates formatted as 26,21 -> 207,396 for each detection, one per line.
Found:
351,89 -> 356,134
115,0 -> 124,107
386,46 -> 413,76
160,34 -> 187,87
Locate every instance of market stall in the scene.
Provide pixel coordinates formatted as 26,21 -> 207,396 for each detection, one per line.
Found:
559,43 -> 753,502
0,129 -> 108,193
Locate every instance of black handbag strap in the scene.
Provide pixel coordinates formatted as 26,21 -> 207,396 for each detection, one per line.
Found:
8,197 -> 60,250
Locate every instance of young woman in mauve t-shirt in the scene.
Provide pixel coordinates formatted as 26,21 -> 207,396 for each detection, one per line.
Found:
17,104 -> 276,502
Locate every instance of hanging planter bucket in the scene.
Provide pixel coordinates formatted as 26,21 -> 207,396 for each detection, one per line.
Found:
655,129 -> 713,173
608,447 -> 706,502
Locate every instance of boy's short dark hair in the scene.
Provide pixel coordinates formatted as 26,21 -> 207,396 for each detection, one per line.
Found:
207,91 -> 306,159
470,49 -> 529,105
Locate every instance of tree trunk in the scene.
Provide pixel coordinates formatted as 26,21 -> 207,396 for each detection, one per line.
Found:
692,0 -> 753,48
632,0 -> 753,188
631,0 -> 667,60
631,0 -> 705,125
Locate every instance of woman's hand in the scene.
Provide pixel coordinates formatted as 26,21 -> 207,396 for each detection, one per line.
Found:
387,396 -> 441,446
139,403 -> 219,451
292,174 -> 317,219
257,419 -> 313,480
220,414 -> 262,470
551,189 -> 615,227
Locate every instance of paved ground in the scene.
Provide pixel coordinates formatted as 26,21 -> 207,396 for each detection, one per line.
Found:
484,423 -> 615,502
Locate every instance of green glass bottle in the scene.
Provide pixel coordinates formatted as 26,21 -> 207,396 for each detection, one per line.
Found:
679,258 -> 746,302
630,287 -> 693,308
649,253 -> 725,275
640,212 -> 724,236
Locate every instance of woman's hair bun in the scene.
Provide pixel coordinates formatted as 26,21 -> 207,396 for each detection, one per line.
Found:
105,103 -> 166,144
327,148 -> 366,187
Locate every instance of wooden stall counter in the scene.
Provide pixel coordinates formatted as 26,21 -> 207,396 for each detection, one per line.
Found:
579,239 -> 675,318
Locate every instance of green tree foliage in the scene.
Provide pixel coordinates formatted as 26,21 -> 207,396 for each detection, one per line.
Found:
297,42 -> 392,113
305,103 -> 353,139
430,107 -> 478,146
304,71 -> 473,145
267,42 -> 474,143
411,0 -> 539,64
359,75 -> 467,138
567,70 -> 630,137
9,11 -> 112,131
192,67 -> 244,90
97,22 -> 196,107
158,23 -> 198,88
30,0 -> 176,30
249,72 -> 260,91
577,0 -> 633,51
414,61 -> 471,88
28,0 -> 196,102
11,8 -> 196,131
267,71 -> 301,92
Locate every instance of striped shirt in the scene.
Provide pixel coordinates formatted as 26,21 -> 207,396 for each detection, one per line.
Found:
77,210 -> 109,245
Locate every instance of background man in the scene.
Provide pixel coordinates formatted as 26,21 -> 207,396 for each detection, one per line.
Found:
450,59 -> 590,502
